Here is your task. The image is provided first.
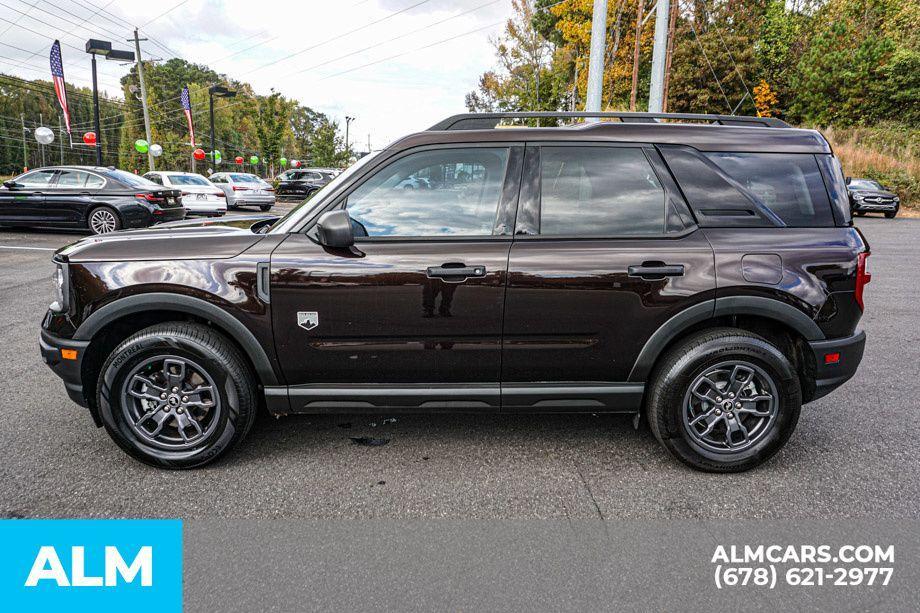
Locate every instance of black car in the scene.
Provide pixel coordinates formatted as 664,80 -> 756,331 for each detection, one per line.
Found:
40,112 -> 869,472
0,166 -> 185,234
847,177 -> 900,218
275,168 -> 333,199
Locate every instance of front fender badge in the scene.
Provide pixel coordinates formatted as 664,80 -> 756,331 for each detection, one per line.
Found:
297,311 -> 319,330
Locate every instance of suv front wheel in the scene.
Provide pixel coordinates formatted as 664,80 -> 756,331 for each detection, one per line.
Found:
646,328 -> 801,472
96,322 -> 258,469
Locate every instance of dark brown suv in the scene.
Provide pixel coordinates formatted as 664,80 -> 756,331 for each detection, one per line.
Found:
40,112 -> 870,472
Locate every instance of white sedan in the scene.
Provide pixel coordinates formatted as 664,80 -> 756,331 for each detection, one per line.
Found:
143,171 -> 227,217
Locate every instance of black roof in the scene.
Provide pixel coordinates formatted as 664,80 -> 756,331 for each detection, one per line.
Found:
391,113 -> 830,154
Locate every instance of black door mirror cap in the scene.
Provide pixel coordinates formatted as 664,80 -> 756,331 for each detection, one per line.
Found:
316,209 -> 355,248
3,180 -> 20,189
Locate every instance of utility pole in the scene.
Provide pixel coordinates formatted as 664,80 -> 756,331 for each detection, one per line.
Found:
661,0 -> 678,113
20,113 -> 27,171
648,0 -> 670,113
629,0 -> 644,111
130,29 -> 154,171
584,0 -> 608,119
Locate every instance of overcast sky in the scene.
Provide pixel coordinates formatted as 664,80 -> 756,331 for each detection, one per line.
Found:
1,0 -> 512,149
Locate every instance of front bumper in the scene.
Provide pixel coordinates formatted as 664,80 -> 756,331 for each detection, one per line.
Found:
40,328 -> 90,408
853,202 -> 898,213
808,330 -> 866,400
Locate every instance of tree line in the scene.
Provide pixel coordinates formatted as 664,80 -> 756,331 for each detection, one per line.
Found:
467,0 -> 919,127
0,58 -> 354,176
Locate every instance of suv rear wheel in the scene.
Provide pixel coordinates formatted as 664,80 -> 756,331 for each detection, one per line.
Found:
646,328 -> 801,472
96,322 -> 257,469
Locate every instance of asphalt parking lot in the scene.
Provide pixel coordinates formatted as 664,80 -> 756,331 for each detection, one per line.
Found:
0,214 -> 917,520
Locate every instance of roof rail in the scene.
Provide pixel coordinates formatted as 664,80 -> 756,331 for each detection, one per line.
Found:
429,112 -> 791,131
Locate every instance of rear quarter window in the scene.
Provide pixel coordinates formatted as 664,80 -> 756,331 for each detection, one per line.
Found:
704,152 -> 834,227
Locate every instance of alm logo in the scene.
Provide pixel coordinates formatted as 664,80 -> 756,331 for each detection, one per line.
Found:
0,520 -> 181,612
25,545 -> 153,587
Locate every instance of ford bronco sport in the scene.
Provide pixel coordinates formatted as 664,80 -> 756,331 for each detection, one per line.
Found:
40,112 -> 869,472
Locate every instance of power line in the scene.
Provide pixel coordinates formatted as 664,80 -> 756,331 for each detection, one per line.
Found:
286,0 -> 503,78
318,20 -> 504,82
241,0 -> 434,76
139,0 -> 191,29
680,1 -> 732,112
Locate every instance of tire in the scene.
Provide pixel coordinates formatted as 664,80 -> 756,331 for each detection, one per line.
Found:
87,206 -> 122,234
646,328 -> 801,473
96,322 -> 258,469
260,205 -> 272,212
884,211 -> 897,219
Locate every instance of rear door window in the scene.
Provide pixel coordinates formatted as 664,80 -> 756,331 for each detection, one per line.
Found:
55,170 -> 91,187
705,153 -> 834,227
538,146 -> 666,236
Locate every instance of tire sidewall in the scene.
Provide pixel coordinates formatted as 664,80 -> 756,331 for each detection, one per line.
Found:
653,336 -> 801,471
97,332 -> 246,468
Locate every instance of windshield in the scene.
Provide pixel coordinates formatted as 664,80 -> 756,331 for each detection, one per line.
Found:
230,173 -> 261,183
849,179 -> 882,190
270,151 -> 382,234
107,169 -> 160,188
169,174 -> 211,186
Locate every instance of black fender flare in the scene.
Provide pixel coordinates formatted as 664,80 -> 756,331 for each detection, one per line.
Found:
73,293 -> 279,386
628,296 -> 825,382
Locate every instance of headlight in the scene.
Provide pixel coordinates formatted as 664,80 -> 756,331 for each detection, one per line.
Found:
50,264 -> 67,312
852,193 -> 864,200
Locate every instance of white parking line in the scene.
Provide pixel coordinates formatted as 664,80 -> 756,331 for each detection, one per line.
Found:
0,245 -> 55,251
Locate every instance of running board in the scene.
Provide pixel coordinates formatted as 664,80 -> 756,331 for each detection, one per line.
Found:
263,383 -> 645,415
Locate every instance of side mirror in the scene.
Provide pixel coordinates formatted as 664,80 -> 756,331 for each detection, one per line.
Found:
316,209 -> 354,248
3,180 -> 20,189
845,176 -> 852,185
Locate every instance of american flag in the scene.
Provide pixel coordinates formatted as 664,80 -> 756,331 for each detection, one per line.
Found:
49,40 -> 71,134
181,86 -> 195,146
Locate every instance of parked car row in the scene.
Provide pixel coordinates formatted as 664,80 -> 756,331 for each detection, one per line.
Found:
0,166 -> 277,234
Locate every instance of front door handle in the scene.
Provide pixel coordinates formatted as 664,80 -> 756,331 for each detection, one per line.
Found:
627,263 -> 685,280
427,263 -> 486,282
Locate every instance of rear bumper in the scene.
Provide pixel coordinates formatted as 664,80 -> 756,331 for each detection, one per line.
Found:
39,328 -> 90,408
808,330 -> 866,400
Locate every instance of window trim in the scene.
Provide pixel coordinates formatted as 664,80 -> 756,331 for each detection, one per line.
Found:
515,142 -> 695,241
302,142 -> 524,243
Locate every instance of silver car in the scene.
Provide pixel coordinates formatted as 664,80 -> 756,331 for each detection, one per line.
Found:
208,172 -> 275,211
143,171 -> 227,216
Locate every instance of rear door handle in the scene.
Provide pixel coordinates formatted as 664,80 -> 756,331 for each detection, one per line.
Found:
627,263 -> 685,279
427,263 -> 486,282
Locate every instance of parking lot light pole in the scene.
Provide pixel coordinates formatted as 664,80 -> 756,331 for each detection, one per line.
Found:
85,39 -> 134,167
209,85 -> 236,168
345,116 -> 355,159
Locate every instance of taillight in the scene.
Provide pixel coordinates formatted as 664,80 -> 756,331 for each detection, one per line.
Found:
855,251 -> 871,310
135,192 -> 165,205
232,185 -> 248,191
214,191 -> 226,198
181,191 -> 191,196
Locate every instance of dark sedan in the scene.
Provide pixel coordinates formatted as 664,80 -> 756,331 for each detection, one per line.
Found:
0,166 -> 185,234
274,168 -> 333,199
847,177 -> 900,218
